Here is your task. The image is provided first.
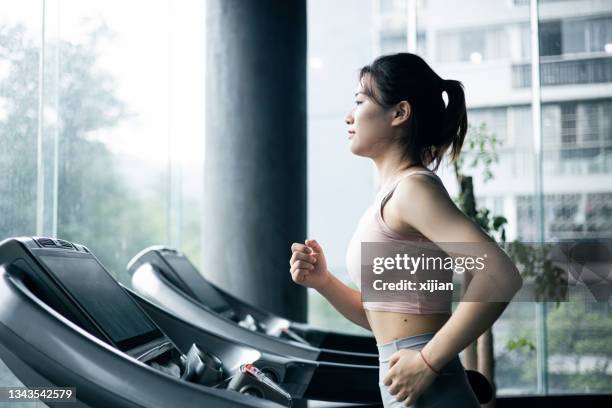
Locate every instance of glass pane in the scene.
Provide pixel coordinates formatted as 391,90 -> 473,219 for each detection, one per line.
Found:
417,0 -> 534,395
0,0 -> 45,399
539,0 -> 612,394
307,0 -> 375,334
0,1 -> 41,240
52,0 -> 204,284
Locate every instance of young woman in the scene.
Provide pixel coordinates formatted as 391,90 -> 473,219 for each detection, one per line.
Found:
289,53 -> 523,407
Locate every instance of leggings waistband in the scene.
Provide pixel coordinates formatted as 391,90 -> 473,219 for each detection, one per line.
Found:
377,332 -> 436,361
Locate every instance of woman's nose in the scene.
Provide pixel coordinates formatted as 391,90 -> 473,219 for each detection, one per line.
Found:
344,111 -> 354,125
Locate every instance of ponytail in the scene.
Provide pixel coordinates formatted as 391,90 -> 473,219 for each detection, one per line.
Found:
440,79 -> 467,165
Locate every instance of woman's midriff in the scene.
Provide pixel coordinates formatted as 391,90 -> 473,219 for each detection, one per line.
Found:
366,310 -> 451,344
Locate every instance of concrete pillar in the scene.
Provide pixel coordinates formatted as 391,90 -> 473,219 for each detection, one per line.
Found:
204,0 -> 307,322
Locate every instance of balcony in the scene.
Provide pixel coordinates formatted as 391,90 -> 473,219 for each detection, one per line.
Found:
513,55 -> 612,88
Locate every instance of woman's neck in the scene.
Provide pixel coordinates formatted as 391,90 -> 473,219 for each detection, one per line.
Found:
372,150 -> 424,188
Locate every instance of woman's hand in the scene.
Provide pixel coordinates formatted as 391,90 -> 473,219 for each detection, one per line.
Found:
289,239 -> 330,291
382,349 -> 439,406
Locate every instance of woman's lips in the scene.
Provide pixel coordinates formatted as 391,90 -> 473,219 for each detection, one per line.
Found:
348,131 -> 355,139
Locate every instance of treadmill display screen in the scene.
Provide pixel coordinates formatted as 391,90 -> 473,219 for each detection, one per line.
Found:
39,254 -> 161,348
162,254 -> 231,313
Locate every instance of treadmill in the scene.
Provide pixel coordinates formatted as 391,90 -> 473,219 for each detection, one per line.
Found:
127,246 -> 377,359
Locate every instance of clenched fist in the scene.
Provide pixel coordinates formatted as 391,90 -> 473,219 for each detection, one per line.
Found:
289,239 -> 330,291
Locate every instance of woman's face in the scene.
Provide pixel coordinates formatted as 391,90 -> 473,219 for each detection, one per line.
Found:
344,77 -> 396,158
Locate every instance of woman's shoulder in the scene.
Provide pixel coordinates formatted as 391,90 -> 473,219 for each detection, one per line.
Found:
392,169 -> 452,209
395,168 -> 446,191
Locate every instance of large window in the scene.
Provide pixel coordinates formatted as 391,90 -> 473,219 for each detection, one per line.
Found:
0,0 -> 205,389
308,0 -> 612,398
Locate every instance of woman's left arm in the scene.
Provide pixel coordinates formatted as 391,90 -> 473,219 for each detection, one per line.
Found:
382,175 -> 523,405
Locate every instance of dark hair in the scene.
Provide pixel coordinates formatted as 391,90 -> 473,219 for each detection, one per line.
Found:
359,53 -> 467,171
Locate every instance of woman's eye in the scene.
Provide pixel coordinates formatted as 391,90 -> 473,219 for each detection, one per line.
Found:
354,100 -> 363,105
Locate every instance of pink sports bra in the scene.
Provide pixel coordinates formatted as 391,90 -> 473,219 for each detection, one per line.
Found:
345,169 -> 452,314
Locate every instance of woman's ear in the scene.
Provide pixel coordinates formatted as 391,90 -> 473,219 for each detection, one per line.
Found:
391,101 -> 411,127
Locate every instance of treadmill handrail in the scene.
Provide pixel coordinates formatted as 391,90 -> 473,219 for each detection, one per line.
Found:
143,263 -> 377,364
129,246 -> 378,343
132,263 -> 381,366
131,263 -> 322,360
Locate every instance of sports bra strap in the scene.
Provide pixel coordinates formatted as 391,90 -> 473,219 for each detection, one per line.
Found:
380,170 -> 442,208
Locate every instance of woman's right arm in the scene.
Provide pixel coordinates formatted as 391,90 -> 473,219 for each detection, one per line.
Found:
290,239 -> 371,331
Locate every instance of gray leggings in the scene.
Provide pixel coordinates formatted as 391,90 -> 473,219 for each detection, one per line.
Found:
378,332 -> 480,408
